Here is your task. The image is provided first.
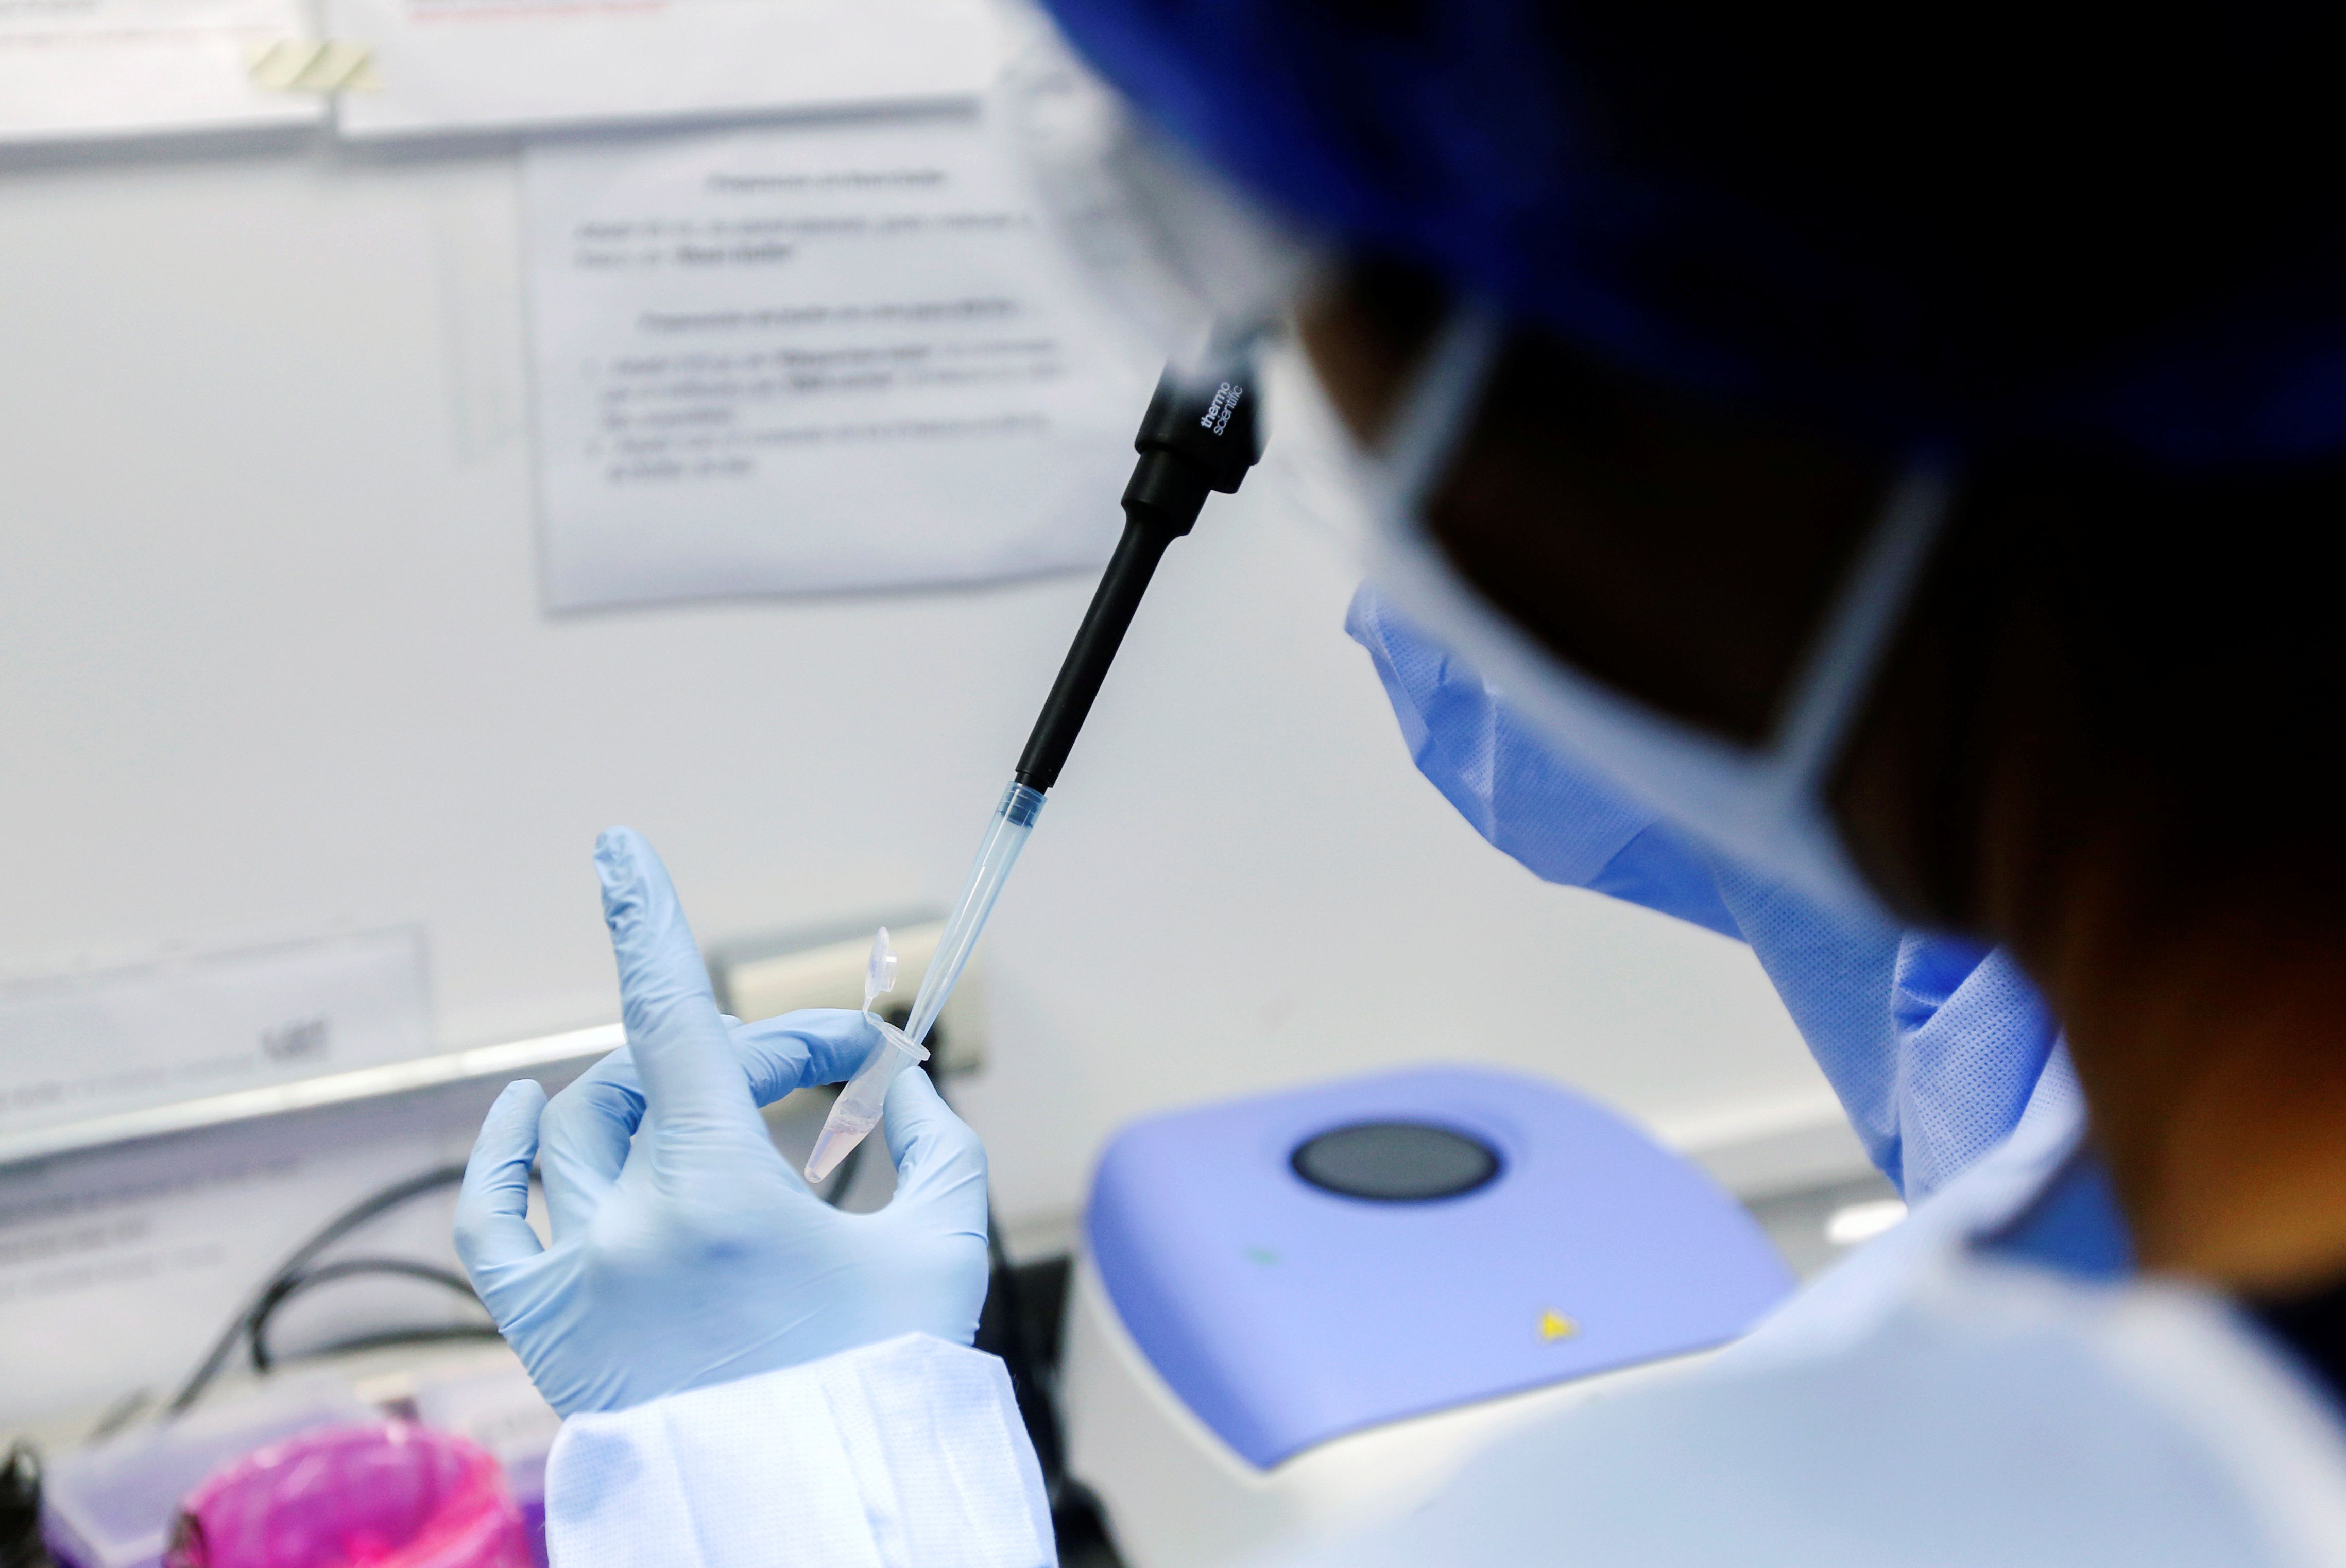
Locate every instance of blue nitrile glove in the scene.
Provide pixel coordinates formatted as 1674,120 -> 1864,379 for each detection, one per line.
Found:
453,828 -> 992,1417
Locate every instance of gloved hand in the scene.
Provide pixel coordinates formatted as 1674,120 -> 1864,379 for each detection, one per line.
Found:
454,828 -> 992,1417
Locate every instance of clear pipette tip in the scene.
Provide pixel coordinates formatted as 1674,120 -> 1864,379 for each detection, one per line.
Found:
802,783 -> 1043,1185
901,782 -> 1044,1047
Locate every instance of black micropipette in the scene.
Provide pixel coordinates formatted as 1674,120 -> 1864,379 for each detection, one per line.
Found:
896,348 -> 1265,1048
1012,350 -> 1267,794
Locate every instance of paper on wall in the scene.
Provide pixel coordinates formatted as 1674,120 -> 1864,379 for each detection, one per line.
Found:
0,0 -> 320,144
525,110 -> 1154,609
0,928 -> 432,1138
324,0 -> 1003,139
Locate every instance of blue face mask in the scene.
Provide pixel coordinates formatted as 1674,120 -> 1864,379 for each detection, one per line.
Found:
1350,306 -> 1955,926
1345,580 -> 2079,1205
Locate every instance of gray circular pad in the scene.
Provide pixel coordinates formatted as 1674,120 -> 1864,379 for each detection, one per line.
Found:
1290,1121 -> 1500,1201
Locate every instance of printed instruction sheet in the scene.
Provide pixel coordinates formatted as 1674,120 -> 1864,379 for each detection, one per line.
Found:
0,928 -> 432,1137
0,0 -> 320,143
525,111 -> 1154,608
325,0 -> 1002,137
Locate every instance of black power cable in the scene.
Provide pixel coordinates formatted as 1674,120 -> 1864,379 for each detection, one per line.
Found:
246,1257 -> 487,1373
163,1165 -> 470,1418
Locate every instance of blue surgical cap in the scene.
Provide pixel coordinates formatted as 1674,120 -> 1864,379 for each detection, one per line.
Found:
1041,0 -> 2346,471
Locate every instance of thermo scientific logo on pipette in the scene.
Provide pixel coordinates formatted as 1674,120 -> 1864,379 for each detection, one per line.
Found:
1200,382 -> 1242,435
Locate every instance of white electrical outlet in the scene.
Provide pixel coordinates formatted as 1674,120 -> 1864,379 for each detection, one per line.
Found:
708,919 -> 985,1077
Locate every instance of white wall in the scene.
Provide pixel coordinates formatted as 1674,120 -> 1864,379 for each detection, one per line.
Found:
0,132 -> 1838,1256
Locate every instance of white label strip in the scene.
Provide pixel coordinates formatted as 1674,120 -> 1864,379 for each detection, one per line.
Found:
0,928 -> 432,1139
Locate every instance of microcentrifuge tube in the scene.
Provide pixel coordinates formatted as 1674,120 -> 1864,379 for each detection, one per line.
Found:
805,927 -> 927,1184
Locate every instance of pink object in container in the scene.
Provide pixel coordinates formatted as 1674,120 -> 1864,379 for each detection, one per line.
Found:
164,1424 -> 532,1568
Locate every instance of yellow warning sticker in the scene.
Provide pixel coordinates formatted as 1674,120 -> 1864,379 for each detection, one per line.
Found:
1538,1309 -> 1578,1341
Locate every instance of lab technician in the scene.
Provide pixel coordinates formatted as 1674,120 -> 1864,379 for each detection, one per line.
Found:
455,5 -> 2346,1563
